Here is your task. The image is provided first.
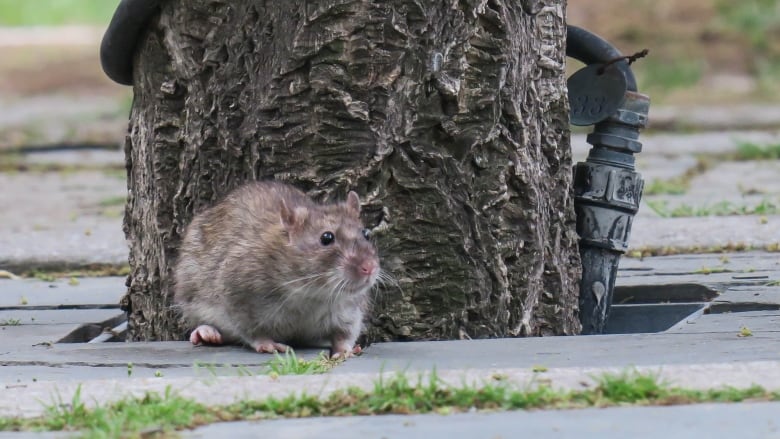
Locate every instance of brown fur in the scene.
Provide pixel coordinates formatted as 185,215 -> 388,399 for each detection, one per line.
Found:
173,181 -> 379,352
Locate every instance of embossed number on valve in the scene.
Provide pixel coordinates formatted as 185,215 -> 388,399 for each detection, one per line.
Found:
567,64 -> 627,126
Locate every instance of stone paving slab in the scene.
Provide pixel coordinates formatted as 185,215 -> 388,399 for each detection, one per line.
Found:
716,286 -> 780,307
0,342 -> 301,383
0,171 -> 127,270
0,342 -> 317,371
638,160 -> 780,222
0,363 -> 273,385
4,309 -> 779,380
21,148 -> 124,167
0,223 -> 126,270
335,333 -> 780,374
0,433 -> 66,439
614,273 -> 774,292
0,309 -> 122,326
650,105 -> 780,131
571,129 -> 780,159
3,325 -> 778,383
0,277 -> 125,308
0,96 -> 121,132
616,252 -> 780,275
0,172 -> 125,230
629,215 -> 780,251
668,311 -> 780,334
628,154 -> 698,184
0,278 -> 126,350
0,324 -> 82,349
185,401 -> 780,439
688,161 -> 780,196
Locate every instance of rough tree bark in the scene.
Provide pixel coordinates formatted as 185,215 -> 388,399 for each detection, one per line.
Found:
122,0 -> 581,341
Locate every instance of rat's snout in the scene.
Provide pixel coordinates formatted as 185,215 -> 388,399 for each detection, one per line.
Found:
359,259 -> 377,277
345,253 -> 379,286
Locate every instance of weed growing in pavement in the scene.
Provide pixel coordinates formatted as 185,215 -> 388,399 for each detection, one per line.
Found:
1,371 -> 778,437
647,199 -> 780,218
733,141 -> 780,160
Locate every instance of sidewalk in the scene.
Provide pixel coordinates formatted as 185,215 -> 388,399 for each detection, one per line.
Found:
1,252 -> 779,426
2,121 -> 780,436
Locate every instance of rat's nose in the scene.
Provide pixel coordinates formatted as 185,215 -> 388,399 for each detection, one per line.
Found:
359,260 -> 377,277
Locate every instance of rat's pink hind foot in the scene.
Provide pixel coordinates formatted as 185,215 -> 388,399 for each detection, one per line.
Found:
190,325 -> 223,345
251,338 -> 290,354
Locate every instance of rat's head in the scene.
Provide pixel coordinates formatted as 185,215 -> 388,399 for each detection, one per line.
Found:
279,191 -> 379,296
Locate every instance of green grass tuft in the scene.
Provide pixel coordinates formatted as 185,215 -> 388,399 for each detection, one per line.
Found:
644,178 -> 689,196
734,141 -> 780,160
266,349 -> 338,376
1,371 -> 778,437
647,199 -> 780,218
97,196 -> 127,208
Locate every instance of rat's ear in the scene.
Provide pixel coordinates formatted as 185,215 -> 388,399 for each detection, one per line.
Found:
280,199 -> 309,229
346,191 -> 361,216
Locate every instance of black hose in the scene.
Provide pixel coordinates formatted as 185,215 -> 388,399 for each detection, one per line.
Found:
566,25 -> 637,92
100,0 -> 163,86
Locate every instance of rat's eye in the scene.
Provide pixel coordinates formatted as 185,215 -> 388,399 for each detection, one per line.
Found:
361,228 -> 371,240
320,231 -> 335,246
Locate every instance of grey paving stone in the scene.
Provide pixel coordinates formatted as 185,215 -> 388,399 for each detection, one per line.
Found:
0,363 -> 271,384
0,324 -> 82,348
184,402 -> 780,439
0,432 -> 69,439
0,309 -> 122,326
1,342 -> 323,369
634,154 -> 698,183
572,129 -> 780,159
0,172 -> 127,270
22,148 -> 124,167
688,161 -> 780,198
616,272 -> 762,290
715,285 -> 780,307
0,95 -> 121,131
650,105 -> 780,131
0,277 -> 126,308
639,160 -> 780,221
617,252 -> 780,274
668,311 -> 780,334
629,214 -> 780,251
334,332 -> 780,374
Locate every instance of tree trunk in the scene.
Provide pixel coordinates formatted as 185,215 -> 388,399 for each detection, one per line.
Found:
123,0 -> 581,341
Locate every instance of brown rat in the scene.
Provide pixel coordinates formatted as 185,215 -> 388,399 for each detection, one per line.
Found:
173,181 -> 380,357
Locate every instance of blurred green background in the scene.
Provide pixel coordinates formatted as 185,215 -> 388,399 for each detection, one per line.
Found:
0,0 -> 117,26
569,0 -> 780,104
0,0 -> 778,105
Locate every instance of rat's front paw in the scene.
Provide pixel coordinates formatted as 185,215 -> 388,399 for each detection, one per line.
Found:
330,343 -> 362,359
190,325 -> 223,346
251,338 -> 290,354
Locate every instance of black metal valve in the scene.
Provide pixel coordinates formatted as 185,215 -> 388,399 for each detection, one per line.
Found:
567,26 -> 650,334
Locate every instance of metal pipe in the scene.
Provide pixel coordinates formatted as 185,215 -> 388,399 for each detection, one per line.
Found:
566,25 -> 638,92
567,26 -> 649,334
